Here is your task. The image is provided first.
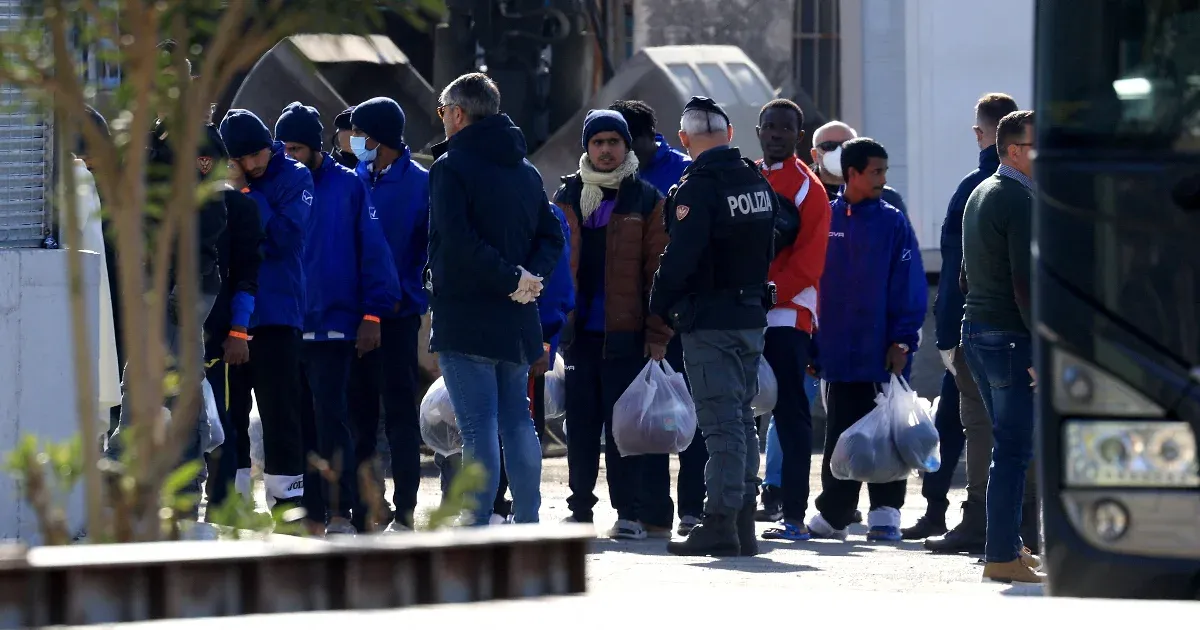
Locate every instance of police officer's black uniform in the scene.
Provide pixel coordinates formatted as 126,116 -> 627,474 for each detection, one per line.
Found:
649,97 -> 777,557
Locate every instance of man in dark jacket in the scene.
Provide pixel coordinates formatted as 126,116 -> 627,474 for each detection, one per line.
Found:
427,72 -> 565,526
202,142 -> 266,510
554,109 -> 674,539
219,109 -> 313,513
609,99 -> 708,536
808,137 -> 927,543
347,97 -> 429,532
276,102 -> 402,535
907,93 -> 1020,550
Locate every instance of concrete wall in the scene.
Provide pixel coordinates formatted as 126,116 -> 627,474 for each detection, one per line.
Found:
0,249 -> 99,542
842,0 -> 1035,260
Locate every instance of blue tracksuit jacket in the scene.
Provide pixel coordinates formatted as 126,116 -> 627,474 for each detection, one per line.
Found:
537,203 -> 576,368
247,141 -> 312,330
639,134 -> 691,195
815,192 -> 927,383
356,147 -> 430,319
304,153 -> 402,340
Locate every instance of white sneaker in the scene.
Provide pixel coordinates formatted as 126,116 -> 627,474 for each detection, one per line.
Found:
807,513 -> 849,541
325,517 -> 357,537
606,519 -> 647,540
383,519 -> 412,534
489,513 -> 508,525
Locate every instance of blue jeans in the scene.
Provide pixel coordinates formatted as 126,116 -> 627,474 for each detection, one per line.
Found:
763,374 -> 819,488
961,321 -> 1034,563
438,351 -> 541,525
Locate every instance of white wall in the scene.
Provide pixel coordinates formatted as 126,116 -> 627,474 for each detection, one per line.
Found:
902,0 -> 1035,254
0,249 -> 99,542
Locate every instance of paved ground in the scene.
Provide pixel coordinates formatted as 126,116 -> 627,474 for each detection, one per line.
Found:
406,452 -> 1045,598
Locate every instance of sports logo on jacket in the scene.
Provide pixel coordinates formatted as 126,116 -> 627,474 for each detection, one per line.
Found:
676,204 -> 690,221
301,190 -> 313,206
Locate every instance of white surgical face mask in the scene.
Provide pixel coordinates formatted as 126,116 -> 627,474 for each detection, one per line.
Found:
351,135 -> 377,163
821,146 -> 843,179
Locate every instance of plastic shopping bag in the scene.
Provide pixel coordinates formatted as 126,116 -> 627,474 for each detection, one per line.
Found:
202,378 -> 224,454
829,386 -> 910,483
611,360 -> 698,456
889,375 -> 941,473
750,358 -> 778,418
420,376 -> 464,457
544,353 -> 566,421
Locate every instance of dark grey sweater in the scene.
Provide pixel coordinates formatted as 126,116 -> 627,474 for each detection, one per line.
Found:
961,173 -> 1033,332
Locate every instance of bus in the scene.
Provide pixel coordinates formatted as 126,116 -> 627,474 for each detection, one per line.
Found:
1035,0 -> 1200,598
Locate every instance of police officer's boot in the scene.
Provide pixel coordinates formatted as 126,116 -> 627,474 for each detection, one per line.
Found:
666,512 -> 740,557
737,497 -> 759,556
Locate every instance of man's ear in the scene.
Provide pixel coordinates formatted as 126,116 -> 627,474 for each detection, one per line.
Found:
678,130 -> 688,149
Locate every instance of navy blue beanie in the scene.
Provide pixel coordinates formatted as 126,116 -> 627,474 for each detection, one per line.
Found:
274,101 -> 323,151
581,109 -> 632,150
219,109 -> 273,158
350,97 -> 405,149
334,107 -> 355,131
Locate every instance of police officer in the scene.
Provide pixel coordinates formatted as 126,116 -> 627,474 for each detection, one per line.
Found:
650,97 -> 777,557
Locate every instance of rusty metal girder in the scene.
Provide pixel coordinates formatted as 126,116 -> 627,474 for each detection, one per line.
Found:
0,524 -> 592,627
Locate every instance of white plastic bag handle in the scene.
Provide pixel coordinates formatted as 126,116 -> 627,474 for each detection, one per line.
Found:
659,360 -> 679,377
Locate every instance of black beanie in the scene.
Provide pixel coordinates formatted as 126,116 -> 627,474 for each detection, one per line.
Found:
274,101 -> 323,151
350,97 -> 405,150
218,109 -> 273,158
334,107 -> 355,131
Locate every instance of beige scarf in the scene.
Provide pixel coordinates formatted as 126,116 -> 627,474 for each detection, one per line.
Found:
578,152 -> 640,220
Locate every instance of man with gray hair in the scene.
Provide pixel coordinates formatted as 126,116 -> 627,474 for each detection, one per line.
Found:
426,72 -> 565,526
650,97 -> 777,557
808,120 -> 909,217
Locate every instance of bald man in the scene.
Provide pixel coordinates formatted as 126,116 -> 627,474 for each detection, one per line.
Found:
807,121 -> 909,217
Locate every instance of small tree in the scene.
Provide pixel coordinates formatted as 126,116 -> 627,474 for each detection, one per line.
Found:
0,0 -> 387,543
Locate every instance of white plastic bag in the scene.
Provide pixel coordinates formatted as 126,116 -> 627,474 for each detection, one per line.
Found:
611,360 -> 697,456
544,353 -> 566,420
750,358 -> 778,418
890,376 -> 941,473
829,385 -> 910,483
202,378 -> 224,453
420,376 -> 464,457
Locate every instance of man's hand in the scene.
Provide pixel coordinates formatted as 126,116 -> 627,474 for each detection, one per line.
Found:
531,344 -> 551,376
515,266 -> 544,297
940,348 -> 957,376
1028,367 -> 1037,388
356,318 -> 382,357
223,329 -> 250,365
885,344 -> 909,375
645,342 -> 667,361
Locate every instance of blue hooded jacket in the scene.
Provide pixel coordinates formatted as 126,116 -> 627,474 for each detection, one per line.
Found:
639,133 -> 691,195
815,192 -> 928,383
935,145 -> 1000,350
356,146 -> 430,318
246,141 -> 313,330
538,204 -> 576,368
303,153 -> 402,340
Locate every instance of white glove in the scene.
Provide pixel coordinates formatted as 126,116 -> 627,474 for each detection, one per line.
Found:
509,288 -> 537,304
940,349 -> 957,376
510,266 -> 543,303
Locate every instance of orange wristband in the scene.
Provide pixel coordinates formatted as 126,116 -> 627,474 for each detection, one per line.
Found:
228,330 -> 250,340
363,315 -> 381,323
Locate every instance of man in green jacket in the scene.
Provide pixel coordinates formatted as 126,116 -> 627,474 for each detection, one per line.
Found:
960,110 -> 1042,584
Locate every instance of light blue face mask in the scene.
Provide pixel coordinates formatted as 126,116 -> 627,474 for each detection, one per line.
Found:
350,135 -> 377,163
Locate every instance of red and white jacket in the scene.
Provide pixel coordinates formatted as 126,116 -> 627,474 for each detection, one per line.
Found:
758,156 -> 832,334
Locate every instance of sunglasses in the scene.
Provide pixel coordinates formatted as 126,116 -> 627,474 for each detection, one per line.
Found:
816,140 -> 843,152
437,104 -> 457,120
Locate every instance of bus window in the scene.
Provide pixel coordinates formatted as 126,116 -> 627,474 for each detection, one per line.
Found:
1039,0 -> 1200,151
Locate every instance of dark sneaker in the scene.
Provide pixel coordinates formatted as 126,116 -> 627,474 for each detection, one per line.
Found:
762,521 -> 812,541
677,515 -> 701,537
851,509 -> 863,524
925,500 -> 985,554
901,514 -> 947,540
755,485 -> 783,522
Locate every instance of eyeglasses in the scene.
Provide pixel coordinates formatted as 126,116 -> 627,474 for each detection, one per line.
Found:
815,140 -> 843,152
437,104 -> 457,120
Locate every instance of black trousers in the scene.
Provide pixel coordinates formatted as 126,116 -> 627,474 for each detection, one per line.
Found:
667,336 -> 706,519
919,369 -> 964,515
300,340 -> 358,522
763,327 -> 813,523
244,326 -> 306,506
814,381 -> 906,530
564,333 -> 673,528
348,314 -> 422,529
203,340 -> 253,507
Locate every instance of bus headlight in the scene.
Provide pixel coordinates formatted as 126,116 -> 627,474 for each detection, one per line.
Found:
1064,421 -> 1200,487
